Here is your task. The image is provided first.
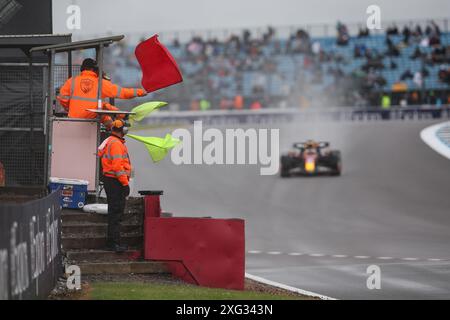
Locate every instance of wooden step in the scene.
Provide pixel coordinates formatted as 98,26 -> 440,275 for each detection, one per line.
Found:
61,210 -> 172,224
66,249 -> 142,262
62,223 -> 141,235
62,211 -> 108,224
77,261 -> 169,275
62,234 -> 143,250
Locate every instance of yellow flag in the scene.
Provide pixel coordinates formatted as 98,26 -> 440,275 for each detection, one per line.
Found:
127,133 -> 180,162
129,101 -> 168,125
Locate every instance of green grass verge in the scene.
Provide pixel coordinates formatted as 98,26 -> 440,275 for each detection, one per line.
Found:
88,282 -> 303,300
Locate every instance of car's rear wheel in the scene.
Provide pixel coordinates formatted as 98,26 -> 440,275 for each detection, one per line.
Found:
329,151 -> 342,176
333,161 -> 342,176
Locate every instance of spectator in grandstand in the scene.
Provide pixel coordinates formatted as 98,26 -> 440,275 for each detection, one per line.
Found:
225,34 -> 241,57
429,33 -> 441,47
252,73 -> 267,94
386,37 -> 400,57
425,24 -> 433,36
376,74 -> 387,87
381,94 -> 391,109
409,91 -> 420,105
390,59 -> 398,70
312,41 -> 321,55
438,67 -> 450,85
399,95 -> 408,107
402,25 -> 411,44
421,66 -> 430,78
172,38 -> 180,48
354,43 -> 367,58
362,52 -> 384,71
358,27 -> 370,38
427,90 -> 437,105
429,21 -> 441,36
242,29 -> 251,45
435,94 -> 443,107
386,24 -> 399,35
432,46 -> 446,63
234,94 -> 244,110
287,29 -> 312,54
250,100 -> 262,110
272,40 -> 282,55
219,97 -> 232,110
413,71 -> 423,88
392,80 -> 408,92
262,26 -> 275,44
410,47 -> 424,60
413,25 -> 423,38
190,99 -> 200,111
186,37 -> 204,57
400,70 -> 414,81
199,98 -> 211,111
336,21 -> 349,46
420,36 -> 430,48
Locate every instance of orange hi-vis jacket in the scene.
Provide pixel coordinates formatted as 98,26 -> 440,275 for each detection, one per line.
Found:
98,134 -> 132,186
57,70 -> 146,119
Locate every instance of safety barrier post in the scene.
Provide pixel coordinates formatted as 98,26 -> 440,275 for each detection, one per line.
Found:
138,190 -> 163,218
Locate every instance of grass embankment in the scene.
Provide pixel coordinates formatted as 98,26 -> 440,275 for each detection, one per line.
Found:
85,282 -> 307,300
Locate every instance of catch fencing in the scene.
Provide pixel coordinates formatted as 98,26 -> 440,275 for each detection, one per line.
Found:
0,64 -> 77,187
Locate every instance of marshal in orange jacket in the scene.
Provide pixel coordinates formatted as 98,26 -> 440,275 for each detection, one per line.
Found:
57,70 -> 146,119
98,134 -> 132,186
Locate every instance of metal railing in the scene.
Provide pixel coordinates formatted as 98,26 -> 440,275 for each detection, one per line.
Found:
138,105 -> 450,126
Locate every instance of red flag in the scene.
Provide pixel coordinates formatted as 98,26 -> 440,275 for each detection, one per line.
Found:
135,35 -> 183,93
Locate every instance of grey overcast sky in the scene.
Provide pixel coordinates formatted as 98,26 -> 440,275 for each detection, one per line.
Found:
52,0 -> 450,39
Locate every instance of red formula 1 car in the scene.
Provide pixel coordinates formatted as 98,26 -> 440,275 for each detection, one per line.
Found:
280,140 -> 342,177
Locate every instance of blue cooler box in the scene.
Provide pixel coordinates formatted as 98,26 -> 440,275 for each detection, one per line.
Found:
49,177 -> 89,209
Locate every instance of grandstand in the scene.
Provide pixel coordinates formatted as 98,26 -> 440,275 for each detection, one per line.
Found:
65,19 -> 450,111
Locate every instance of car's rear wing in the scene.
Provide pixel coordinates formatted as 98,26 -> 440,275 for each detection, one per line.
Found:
293,141 -> 330,149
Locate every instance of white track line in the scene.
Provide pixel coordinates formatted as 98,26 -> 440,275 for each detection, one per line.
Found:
245,273 -> 336,300
332,254 -> 348,258
308,253 -> 325,257
247,251 -> 447,262
420,121 -> 450,160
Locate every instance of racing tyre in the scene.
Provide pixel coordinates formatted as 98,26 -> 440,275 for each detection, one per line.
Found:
329,151 -> 342,176
280,156 -> 292,178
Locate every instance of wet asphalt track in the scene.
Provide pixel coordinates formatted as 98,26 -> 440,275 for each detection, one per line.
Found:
128,119 -> 450,299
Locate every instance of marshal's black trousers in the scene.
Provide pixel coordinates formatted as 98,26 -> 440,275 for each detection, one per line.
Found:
103,176 -> 127,246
